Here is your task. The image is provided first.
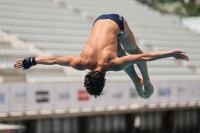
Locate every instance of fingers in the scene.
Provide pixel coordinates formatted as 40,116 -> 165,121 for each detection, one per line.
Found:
179,50 -> 186,54
179,53 -> 189,61
182,54 -> 189,61
14,59 -> 23,69
175,50 -> 189,61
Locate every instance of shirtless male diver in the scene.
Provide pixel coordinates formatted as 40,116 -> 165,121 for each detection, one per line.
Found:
14,14 -> 189,99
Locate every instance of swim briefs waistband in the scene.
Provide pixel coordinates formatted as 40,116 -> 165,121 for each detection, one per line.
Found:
93,14 -> 124,34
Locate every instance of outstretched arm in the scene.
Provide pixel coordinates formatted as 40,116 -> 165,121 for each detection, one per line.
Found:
35,56 -> 76,66
14,56 -> 84,70
112,50 -> 189,70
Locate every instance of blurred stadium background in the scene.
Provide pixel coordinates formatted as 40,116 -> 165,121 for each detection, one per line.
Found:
0,0 -> 200,133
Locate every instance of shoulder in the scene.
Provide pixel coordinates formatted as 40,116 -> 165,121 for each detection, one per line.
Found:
70,57 -> 86,70
106,54 -> 143,71
104,58 -> 126,71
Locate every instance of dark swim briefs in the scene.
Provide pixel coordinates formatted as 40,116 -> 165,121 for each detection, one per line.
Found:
93,14 -> 124,35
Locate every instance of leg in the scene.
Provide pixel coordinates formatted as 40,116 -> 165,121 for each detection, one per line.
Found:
117,40 -> 145,98
118,19 -> 153,98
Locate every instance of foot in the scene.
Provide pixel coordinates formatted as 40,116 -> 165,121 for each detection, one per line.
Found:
135,78 -> 146,99
144,81 -> 154,98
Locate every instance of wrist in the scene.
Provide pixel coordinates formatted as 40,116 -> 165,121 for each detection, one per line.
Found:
30,57 -> 37,66
35,57 -> 39,64
22,57 -> 36,70
169,50 -> 174,57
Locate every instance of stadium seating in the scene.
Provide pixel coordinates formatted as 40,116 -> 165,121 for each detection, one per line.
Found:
0,0 -> 199,83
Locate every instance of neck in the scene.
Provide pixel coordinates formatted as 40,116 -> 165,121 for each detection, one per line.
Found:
93,69 -> 106,76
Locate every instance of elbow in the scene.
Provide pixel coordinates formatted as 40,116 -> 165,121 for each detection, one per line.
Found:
141,53 -> 147,61
141,53 -> 150,61
51,57 -> 56,64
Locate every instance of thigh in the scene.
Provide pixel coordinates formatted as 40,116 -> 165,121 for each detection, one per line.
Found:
118,19 -> 138,54
117,39 -> 126,57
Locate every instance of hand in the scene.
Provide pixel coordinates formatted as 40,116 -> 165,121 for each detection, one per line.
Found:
14,59 -> 24,70
14,57 -> 36,70
172,50 -> 189,61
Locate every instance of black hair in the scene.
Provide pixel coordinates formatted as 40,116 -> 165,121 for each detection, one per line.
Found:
84,70 -> 105,98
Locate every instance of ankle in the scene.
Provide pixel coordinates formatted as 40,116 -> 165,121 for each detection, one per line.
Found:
133,78 -> 143,86
137,78 -> 143,84
144,78 -> 151,85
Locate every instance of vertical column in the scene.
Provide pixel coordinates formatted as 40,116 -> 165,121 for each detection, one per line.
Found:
162,110 -> 175,133
198,109 -> 200,132
24,120 -> 37,133
125,113 -> 135,133
78,116 -> 90,133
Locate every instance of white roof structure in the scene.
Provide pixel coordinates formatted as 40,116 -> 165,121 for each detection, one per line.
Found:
0,124 -> 25,131
182,17 -> 200,34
